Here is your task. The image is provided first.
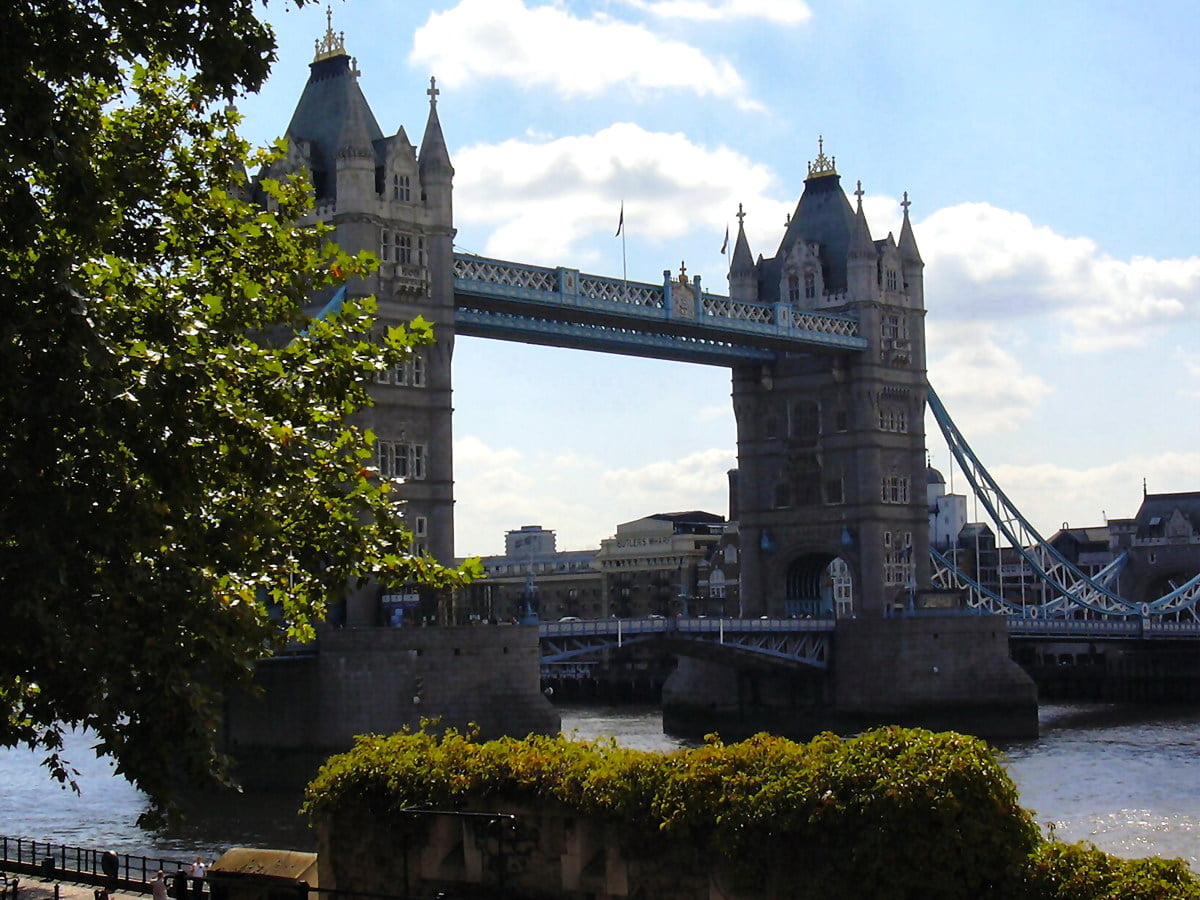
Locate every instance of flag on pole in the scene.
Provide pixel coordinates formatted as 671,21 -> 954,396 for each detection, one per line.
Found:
720,224 -> 729,254
615,202 -> 624,237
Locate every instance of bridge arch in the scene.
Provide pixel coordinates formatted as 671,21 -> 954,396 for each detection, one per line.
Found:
1143,565 -> 1200,608
783,550 -> 854,618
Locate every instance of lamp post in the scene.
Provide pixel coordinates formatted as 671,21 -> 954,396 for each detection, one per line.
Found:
519,536 -> 539,624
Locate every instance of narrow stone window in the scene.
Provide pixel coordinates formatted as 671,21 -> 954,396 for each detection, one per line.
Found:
788,274 -> 801,303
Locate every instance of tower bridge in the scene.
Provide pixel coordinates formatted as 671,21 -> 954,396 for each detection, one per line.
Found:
231,19 -> 1199,749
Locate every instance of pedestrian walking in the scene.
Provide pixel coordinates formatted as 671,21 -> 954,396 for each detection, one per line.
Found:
190,857 -> 206,900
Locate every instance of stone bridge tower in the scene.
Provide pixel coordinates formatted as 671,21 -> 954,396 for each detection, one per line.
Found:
729,142 -> 929,617
265,19 -> 456,622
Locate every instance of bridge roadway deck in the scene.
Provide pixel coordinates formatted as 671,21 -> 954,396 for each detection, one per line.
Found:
1006,617 -> 1200,639
538,614 -> 1200,672
539,616 -> 836,670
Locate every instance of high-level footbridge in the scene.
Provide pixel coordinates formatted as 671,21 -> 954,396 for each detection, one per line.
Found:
452,253 -> 866,364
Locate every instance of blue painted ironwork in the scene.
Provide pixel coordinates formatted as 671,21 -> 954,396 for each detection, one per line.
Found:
928,385 -> 1200,620
455,307 -> 775,365
453,253 -> 866,362
538,616 -> 832,670
540,615 -> 1200,679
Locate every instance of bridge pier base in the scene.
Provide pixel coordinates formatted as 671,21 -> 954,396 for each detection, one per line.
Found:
662,615 -> 1038,742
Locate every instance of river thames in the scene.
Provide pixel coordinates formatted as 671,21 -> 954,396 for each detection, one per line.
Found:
1,702 -> 1197,870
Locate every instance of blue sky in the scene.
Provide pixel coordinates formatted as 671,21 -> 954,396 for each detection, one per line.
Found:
240,0 -> 1200,557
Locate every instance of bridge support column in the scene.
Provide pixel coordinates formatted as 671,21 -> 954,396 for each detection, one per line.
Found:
832,616 -> 1038,739
661,615 -> 1037,742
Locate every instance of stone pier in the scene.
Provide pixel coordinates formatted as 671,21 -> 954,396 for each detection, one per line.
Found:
663,615 -> 1038,741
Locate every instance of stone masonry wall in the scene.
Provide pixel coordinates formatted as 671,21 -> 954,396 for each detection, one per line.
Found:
225,625 -> 560,763
833,615 -> 1038,738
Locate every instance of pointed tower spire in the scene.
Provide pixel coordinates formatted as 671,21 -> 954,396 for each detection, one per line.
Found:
897,191 -> 923,265
730,203 -> 754,273
849,179 -> 874,258
418,76 -> 453,177
728,203 -> 758,301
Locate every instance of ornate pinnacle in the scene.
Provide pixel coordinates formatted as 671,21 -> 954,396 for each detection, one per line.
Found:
313,6 -> 347,62
806,135 -> 838,179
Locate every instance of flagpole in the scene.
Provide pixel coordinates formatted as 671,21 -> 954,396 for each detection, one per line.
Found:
622,220 -> 627,286
622,200 -> 628,287
616,200 -> 627,298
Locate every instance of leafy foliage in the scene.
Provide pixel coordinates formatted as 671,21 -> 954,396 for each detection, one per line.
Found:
305,725 -> 1050,898
0,1 -> 473,821
1021,841 -> 1200,900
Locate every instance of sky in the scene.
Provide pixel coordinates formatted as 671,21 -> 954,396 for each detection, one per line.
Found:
239,0 -> 1200,558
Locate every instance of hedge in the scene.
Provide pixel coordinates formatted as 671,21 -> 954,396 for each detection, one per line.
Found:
303,725 -> 1199,899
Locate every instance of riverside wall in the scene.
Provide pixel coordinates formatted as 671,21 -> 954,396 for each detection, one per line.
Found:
1014,638 -> 1200,702
662,615 -> 1039,741
315,800 -> 778,900
223,625 -> 560,787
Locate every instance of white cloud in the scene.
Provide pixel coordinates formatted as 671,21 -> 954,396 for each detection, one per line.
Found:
454,122 -> 783,263
618,0 -> 813,24
411,0 -> 760,109
919,202 -> 1200,351
925,322 -> 1051,437
602,448 -> 735,504
1180,347 -> 1200,396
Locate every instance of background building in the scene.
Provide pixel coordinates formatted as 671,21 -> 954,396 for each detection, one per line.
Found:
458,526 -> 600,623
595,512 -> 725,618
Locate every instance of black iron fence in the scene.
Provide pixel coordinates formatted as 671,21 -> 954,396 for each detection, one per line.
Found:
0,836 -> 192,894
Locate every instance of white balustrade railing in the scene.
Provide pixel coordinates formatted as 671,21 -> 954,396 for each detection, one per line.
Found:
703,296 -> 774,324
455,257 -> 557,292
793,310 -> 859,337
577,276 -> 662,308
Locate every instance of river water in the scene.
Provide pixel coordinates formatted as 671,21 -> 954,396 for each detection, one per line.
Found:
0,702 -> 1196,870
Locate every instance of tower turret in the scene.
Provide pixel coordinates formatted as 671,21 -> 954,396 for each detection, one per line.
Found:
418,77 -> 454,222
897,191 -> 924,306
846,180 -> 877,301
334,79 -> 378,209
727,203 -> 757,301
